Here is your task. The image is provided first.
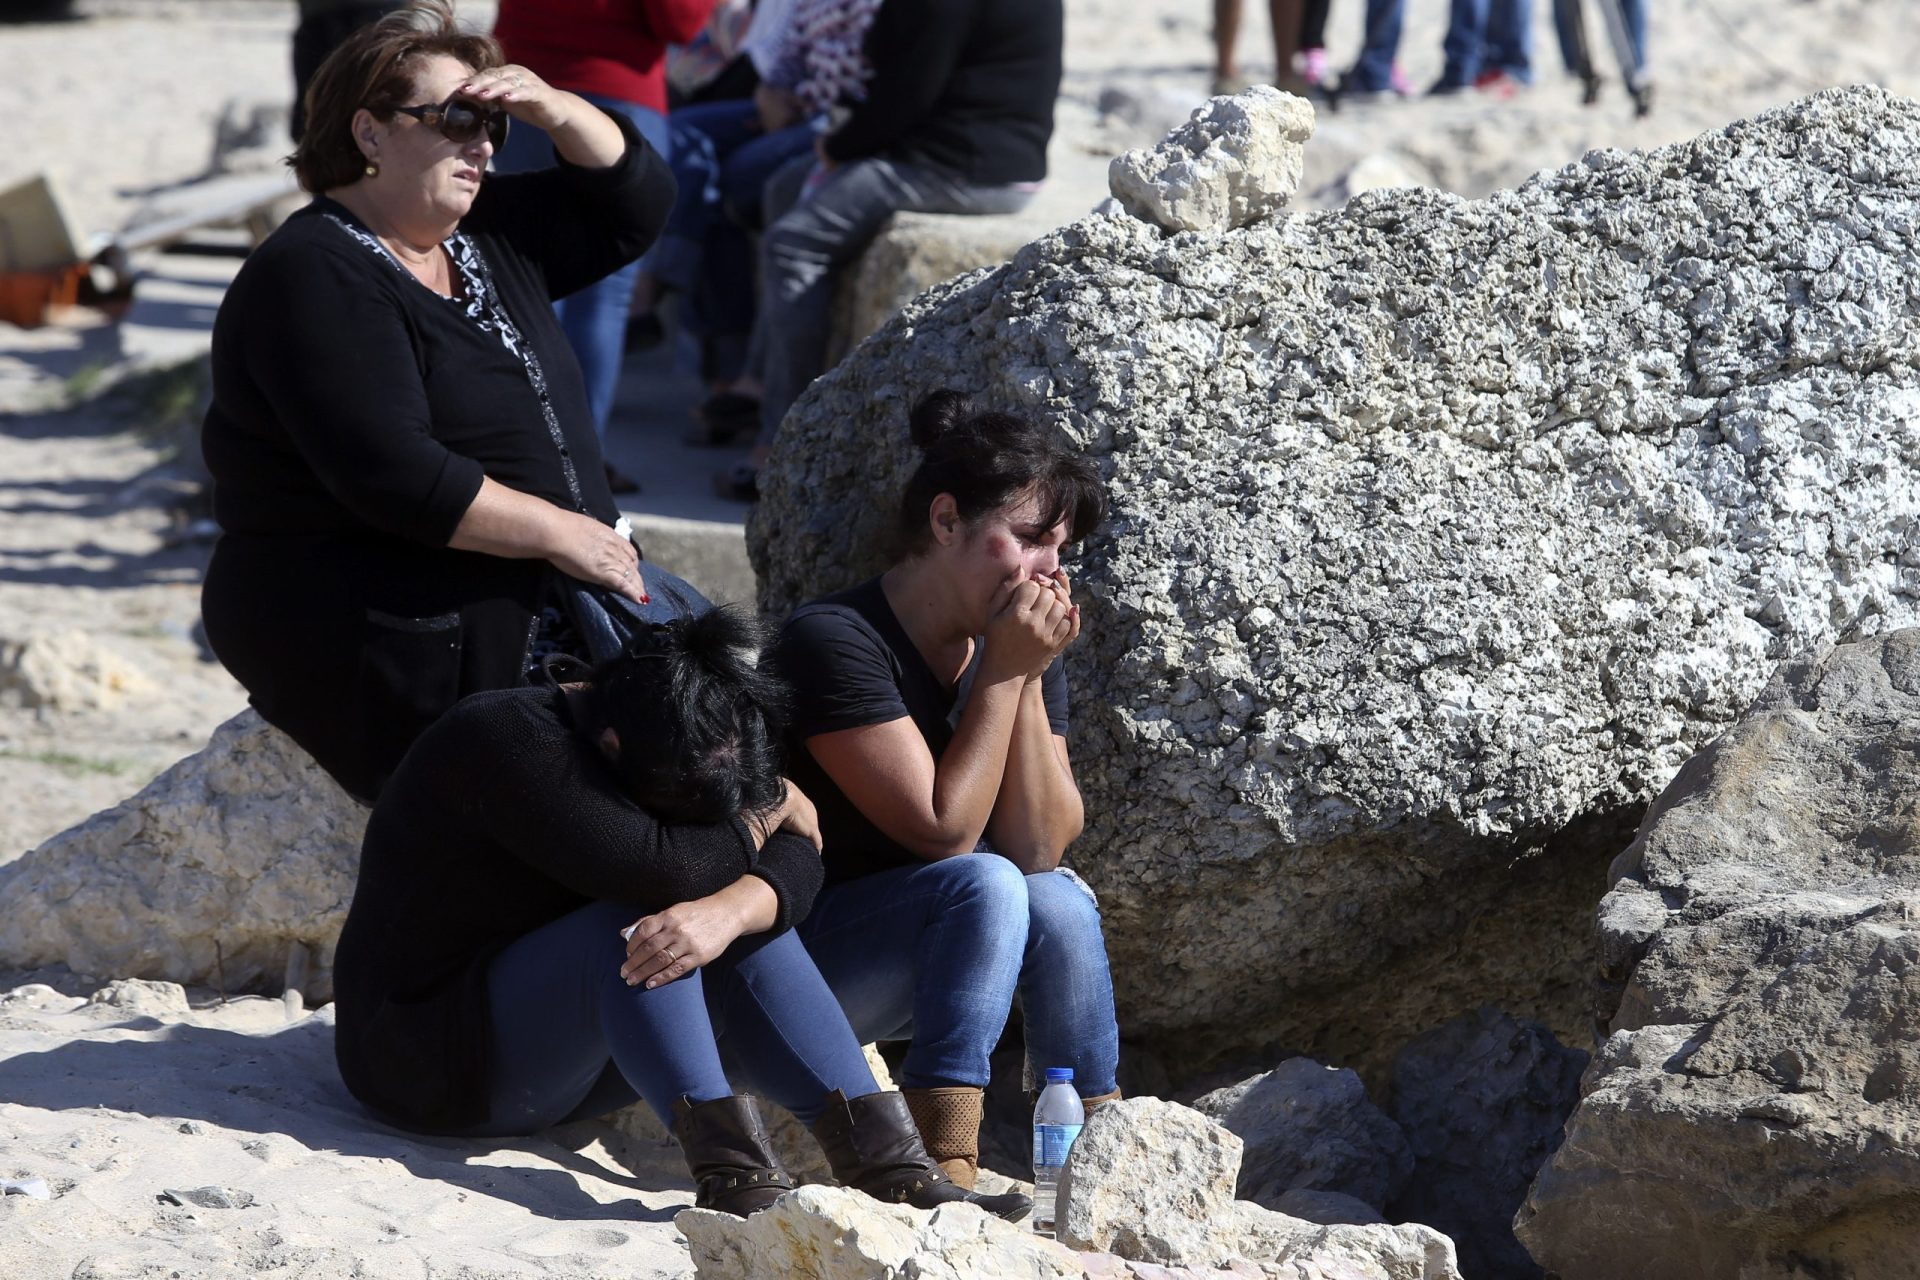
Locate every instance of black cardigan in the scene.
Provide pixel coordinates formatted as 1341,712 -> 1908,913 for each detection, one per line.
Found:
199,113 -> 673,802
333,685 -> 826,1132
823,0 -> 1062,185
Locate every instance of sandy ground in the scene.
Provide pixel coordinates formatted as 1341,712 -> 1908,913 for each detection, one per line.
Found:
1,0 -> 1916,1275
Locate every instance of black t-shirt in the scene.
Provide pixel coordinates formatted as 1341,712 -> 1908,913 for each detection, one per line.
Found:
774,576 -> 1068,885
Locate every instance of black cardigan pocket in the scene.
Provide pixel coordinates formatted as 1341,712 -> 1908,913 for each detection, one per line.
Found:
357,608 -> 464,791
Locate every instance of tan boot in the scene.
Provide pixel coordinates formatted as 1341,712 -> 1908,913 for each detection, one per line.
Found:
1080,1087 -> 1123,1116
901,1085 -> 984,1190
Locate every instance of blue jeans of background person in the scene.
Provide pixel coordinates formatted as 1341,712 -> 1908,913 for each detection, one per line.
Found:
492,95 -> 671,440
659,100 -> 818,377
462,900 -> 880,1135
797,853 -> 1121,1098
1345,0 -> 1406,93
757,157 -> 1033,442
1440,0 -> 1534,87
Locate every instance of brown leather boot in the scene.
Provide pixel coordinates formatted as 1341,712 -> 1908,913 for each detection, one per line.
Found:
902,1085 -> 984,1189
671,1094 -> 795,1217
811,1089 -> 1031,1222
1080,1087 -> 1123,1115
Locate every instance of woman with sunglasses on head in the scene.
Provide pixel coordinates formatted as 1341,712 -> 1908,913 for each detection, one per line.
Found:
201,0 -> 670,804
772,390 -> 1123,1189
334,605 -> 1030,1220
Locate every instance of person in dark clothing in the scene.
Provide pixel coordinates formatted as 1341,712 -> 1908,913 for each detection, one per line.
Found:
292,0 -> 406,141
734,0 -> 1062,497
772,391 -> 1122,1189
202,2 -> 668,804
334,607 -> 1031,1221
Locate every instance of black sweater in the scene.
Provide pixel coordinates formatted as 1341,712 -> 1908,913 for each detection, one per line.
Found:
200,113 -> 673,802
332,685 -> 825,1132
823,0 -> 1062,185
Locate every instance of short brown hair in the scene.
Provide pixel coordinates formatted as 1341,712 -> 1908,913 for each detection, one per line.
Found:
288,0 -> 503,194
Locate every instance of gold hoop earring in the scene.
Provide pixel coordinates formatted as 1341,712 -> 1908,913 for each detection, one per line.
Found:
364,161 -> 379,179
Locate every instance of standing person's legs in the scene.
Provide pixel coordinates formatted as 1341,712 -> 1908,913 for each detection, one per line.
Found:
1213,0 -> 1246,88
1438,0 -> 1487,89
757,159 -> 1032,444
1484,0 -> 1533,83
1265,0 -> 1306,91
1345,0 -> 1405,93
291,2 -> 403,141
1300,0 -> 1332,49
1018,870 -> 1121,1099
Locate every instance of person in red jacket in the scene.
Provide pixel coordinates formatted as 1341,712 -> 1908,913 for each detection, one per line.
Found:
491,0 -> 718,493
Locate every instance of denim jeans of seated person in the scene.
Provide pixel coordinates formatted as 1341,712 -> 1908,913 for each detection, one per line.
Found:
797,851 -> 1122,1097
455,900 -> 880,1136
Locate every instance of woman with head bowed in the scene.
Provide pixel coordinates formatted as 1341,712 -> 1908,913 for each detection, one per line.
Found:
773,390 -> 1123,1189
332,606 -> 1032,1220
201,0 -> 667,803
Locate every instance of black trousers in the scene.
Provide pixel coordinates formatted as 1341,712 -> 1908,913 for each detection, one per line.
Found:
291,2 -> 405,140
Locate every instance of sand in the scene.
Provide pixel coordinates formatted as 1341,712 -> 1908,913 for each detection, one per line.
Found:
0,0 -> 1913,1275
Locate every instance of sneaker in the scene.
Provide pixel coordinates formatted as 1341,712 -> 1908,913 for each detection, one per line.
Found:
1427,77 -> 1469,97
1473,68 -> 1525,99
1299,46 -> 1330,87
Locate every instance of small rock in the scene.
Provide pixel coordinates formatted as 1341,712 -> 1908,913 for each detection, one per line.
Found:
678,1184 -> 1080,1279
87,978 -> 191,1019
1107,86 -> 1315,233
0,1178 -> 51,1200
0,631 -> 154,712
1057,1097 -> 1241,1265
158,1186 -> 253,1209
1193,1057 -> 1412,1210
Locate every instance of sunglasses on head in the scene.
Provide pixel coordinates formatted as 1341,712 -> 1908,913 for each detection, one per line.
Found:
391,94 -> 509,149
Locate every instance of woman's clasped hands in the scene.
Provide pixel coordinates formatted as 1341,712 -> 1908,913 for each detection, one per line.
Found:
983,568 -> 1081,683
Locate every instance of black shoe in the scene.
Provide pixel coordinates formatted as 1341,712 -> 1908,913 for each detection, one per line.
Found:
672,1094 -> 795,1217
809,1089 -> 1031,1222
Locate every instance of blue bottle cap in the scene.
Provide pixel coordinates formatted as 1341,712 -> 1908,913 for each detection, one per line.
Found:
1045,1067 -> 1074,1083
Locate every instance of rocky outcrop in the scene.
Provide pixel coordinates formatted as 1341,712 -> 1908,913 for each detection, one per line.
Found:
1517,631 -> 1920,1279
750,86 -> 1920,1072
1193,1058 -> 1412,1211
1058,1097 -> 1460,1278
0,710 -> 363,999
1386,1008 -> 1585,1279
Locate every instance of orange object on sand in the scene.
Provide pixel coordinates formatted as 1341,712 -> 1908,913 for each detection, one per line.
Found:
0,264 -> 87,329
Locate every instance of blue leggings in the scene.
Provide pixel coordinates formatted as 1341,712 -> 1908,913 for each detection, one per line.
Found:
463,900 -> 879,1135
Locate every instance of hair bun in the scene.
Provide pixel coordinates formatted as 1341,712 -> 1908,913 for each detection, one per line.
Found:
908,389 -> 974,451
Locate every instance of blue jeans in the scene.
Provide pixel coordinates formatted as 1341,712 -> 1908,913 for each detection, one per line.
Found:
1347,0 -> 1405,93
1440,0 -> 1534,86
798,853 -> 1121,1098
659,100 -> 818,364
492,94 -> 670,440
758,156 -> 1033,442
464,900 -> 880,1135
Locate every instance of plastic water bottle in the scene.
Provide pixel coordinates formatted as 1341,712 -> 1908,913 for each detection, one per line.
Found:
1031,1066 -> 1085,1236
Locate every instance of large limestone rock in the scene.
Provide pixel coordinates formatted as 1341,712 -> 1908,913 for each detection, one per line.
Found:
678,1186 -> 1083,1280
1517,630 -> 1920,1279
750,86 -> 1920,1072
1385,1008 -> 1585,1279
1193,1058 -> 1412,1211
1058,1098 -> 1459,1278
0,710 -> 363,999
